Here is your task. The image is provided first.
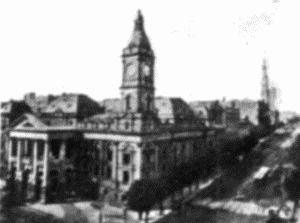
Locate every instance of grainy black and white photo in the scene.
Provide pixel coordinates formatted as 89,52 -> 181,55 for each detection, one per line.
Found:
0,1 -> 299,222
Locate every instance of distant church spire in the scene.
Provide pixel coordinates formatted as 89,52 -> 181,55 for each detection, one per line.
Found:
261,58 -> 270,105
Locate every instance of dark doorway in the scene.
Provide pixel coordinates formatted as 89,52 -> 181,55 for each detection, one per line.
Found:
49,170 -> 59,202
21,170 -> 30,201
35,171 -> 43,201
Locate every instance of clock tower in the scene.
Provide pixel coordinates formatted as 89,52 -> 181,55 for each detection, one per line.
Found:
121,10 -> 155,114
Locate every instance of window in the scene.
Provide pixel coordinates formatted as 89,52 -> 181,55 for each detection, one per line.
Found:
107,149 -> 113,161
162,149 -> 167,159
65,169 -> 73,186
209,140 -> 213,148
106,166 -> 112,179
101,165 -> 105,176
147,95 -> 151,111
94,165 -> 99,176
125,122 -> 130,130
25,140 -> 33,157
123,153 -> 130,165
37,141 -> 44,160
125,95 -> 131,110
123,171 -> 129,184
11,139 -> 17,157
50,140 -> 60,159
66,146 -> 72,159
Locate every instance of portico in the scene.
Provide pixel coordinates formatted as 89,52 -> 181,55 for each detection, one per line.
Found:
7,116 -> 99,203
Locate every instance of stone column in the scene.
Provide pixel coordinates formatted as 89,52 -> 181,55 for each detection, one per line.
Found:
32,141 -> 38,181
134,143 -> 142,180
59,140 -> 66,160
16,139 -> 22,172
41,140 -> 49,203
114,142 -> 120,196
8,138 -> 12,171
24,139 -> 28,157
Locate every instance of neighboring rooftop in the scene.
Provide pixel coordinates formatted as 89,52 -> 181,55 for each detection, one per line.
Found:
42,93 -> 104,119
189,99 -> 259,125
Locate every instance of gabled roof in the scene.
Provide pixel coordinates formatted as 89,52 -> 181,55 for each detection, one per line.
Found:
9,113 -> 48,130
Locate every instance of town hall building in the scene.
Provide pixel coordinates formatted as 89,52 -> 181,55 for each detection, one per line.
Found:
5,10 -> 223,204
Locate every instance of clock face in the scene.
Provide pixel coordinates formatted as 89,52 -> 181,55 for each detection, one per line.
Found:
143,64 -> 151,77
126,63 -> 137,78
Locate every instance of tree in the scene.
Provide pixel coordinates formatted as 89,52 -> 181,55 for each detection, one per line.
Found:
284,169 -> 300,222
126,179 -> 158,223
1,170 -> 18,210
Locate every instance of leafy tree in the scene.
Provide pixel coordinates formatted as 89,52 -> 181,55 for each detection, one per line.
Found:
284,169 -> 300,222
126,179 -> 158,222
1,170 -> 18,210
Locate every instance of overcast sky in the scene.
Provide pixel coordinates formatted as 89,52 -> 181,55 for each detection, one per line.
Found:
0,0 -> 299,112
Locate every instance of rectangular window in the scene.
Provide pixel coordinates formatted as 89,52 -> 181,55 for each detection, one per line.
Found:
25,140 -> 33,158
37,141 -> 44,160
101,165 -> 105,176
123,153 -> 130,166
94,165 -> 99,176
106,166 -> 112,179
107,149 -> 113,162
11,139 -> 17,157
162,149 -> 167,159
50,140 -> 60,159
123,171 -> 129,184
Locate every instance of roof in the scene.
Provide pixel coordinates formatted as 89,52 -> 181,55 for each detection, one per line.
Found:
1,100 -> 31,114
126,10 -> 151,50
24,93 -> 57,113
155,97 -> 198,124
42,93 -> 104,118
88,113 -> 119,124
1,101 -> 12,113
101,98 -> 122,114
10,113 -> 48,130
190,99 -> 259,125
99,97 -> 198,124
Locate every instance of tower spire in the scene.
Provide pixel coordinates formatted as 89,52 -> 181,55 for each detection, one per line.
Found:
261,58 -> 270,105
262,57 -> 267,71
134,9 -> 144,31
124,9 -> 152,51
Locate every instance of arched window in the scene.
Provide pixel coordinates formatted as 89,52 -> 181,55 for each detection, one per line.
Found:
125,95 -> 131,110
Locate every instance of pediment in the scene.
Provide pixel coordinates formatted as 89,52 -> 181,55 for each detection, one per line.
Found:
54,108 -> 64,117
22,122 -> 34,128
11,114 -> 47,130
15,120 -> 39,130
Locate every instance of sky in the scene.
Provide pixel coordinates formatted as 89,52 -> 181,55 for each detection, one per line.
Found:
0,0 -> 299,112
